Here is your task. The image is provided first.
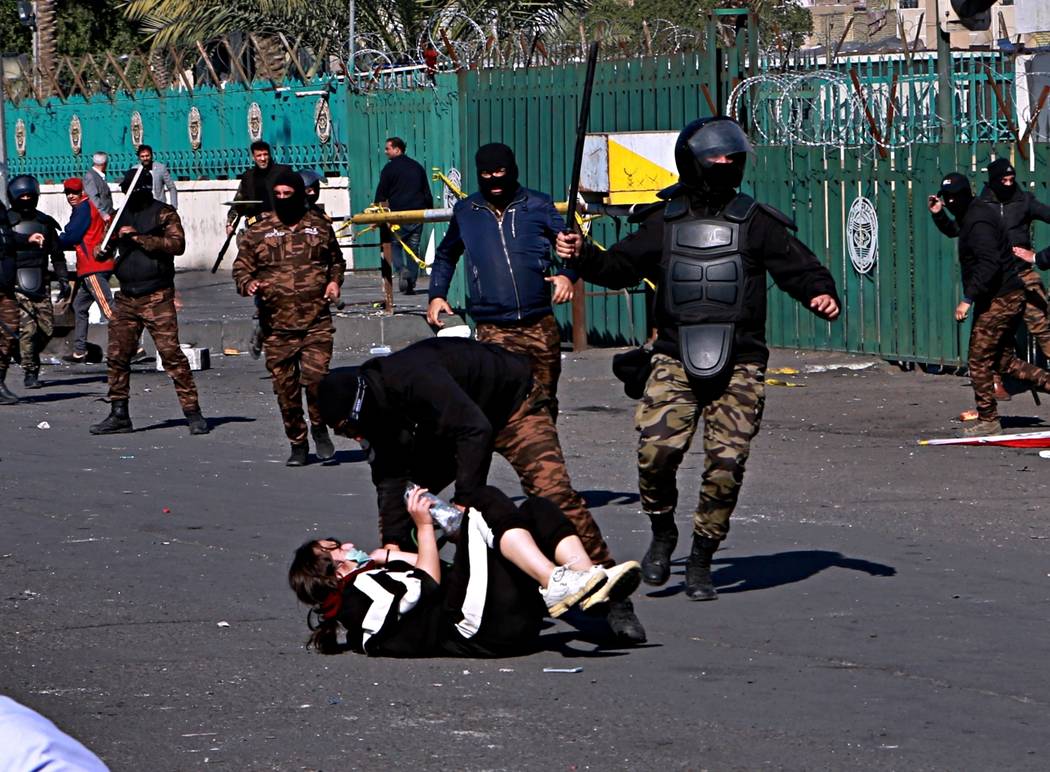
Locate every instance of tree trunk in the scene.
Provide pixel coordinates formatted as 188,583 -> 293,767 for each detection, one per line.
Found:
252,35 -> 287,83
35,0 -> 57,98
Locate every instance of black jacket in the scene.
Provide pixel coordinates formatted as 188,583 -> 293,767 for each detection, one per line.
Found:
356,338 -> 533,544
113,202 -> 184,297
956,199 -> 1022,305
572,190 -> 839,367
229,163 -> 292,223
932,185 -> 1050,250
374,155 -> 433,212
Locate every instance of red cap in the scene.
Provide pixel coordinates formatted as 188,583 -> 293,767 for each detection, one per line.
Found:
63,177 -> 84,193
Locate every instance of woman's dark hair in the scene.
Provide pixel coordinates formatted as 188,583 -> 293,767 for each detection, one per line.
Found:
288,540 -> 343,654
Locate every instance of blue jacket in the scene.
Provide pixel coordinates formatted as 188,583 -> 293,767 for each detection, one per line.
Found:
428,187 -> 575,324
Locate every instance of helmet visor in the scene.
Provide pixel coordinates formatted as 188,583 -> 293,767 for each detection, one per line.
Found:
687,120 -> 754,167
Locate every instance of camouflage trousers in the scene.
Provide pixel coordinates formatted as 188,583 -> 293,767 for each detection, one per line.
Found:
477,313 -> 562,420
107,287 -> 201,412
1019,267 -> 1050,359
494,383 -> 613,567
15,293 -> 54,375
0,292 -> 19,379
264,322 -> 333,445
636,354 -> 766,542
969,289 -> 1050,421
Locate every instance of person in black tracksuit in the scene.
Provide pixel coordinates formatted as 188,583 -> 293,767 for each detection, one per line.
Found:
316,337 -> 648,643
556,117 -> 840,602
930,159 -> 1050,363
937,172 -> 1050,436
288,486 -> 638,657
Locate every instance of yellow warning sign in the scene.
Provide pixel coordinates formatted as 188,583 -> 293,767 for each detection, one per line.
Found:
606,134 -> 679,204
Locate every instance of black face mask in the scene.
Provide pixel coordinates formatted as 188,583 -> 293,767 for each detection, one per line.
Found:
699,154 -> 746,196
475,143 -> 520,208
12,195 -> 37,215
274,193 -> 306,225
305,188 -> 320,206
989,178 -> 1014,202
943,190 -> 973,220
128,187 -> 153,211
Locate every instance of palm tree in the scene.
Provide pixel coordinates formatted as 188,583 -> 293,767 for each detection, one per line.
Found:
35,0 -> 57,96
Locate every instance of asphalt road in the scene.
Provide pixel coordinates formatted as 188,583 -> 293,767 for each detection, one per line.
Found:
2,345 -> 1049,771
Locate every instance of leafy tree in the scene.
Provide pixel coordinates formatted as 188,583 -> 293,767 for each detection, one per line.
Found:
0,0 -> 137,56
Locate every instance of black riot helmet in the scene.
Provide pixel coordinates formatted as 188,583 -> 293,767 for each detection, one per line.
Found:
674,117 -> 753,195
8,174 -> 40,214
298,169 -> 324,205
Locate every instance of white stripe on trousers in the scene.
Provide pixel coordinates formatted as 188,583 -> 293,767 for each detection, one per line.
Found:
455,508 -> 495,640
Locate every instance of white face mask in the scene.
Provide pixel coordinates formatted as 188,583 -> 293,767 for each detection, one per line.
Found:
344,547 -> 371,565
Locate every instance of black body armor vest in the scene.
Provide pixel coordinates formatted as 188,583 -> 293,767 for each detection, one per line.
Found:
660,193 -> 755,379
9,210 -> 50,299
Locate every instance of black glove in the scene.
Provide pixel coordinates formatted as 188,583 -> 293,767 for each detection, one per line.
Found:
56,280 -> 71,301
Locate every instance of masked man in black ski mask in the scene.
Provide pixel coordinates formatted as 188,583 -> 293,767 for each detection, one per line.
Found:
937,171 -> 1050,437
556,116 -> 841,603
232,169 -> 345,467
90,168 -> 209,436
931,161 -> 1050,367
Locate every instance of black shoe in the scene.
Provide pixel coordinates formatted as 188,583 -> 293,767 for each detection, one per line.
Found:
0,379 -> 18,405
640,512 -> 678,586
62,352 -> 88,364
249,323 -> 263,360
90,400 -> 133,434
398,274 -> 410,294
185,410 -> 210,435
311,425 -> 335,462
684,534 -> 719,601
23,370 -> 41,389
605,598 -> 647,644
286,442 -> 309,467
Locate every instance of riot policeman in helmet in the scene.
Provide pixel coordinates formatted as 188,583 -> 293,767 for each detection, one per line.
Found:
557,117 -> 840,602
7,174 -> 69,390
298,169 -> 327,216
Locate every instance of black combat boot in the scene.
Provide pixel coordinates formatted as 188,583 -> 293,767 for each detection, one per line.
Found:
640,511 -> 678,586
23,369 -> 41,389
311,425 -> 335,463
606,598 -> 647,644
185,410 -> 210,435
286,442 -> 309,467
90,400 -> 133,434
684,534 -> 720,601
0,376 -> 18,405
249,322 -> 264,360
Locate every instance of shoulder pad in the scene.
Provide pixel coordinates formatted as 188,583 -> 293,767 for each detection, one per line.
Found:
656,183 -> 685,201
723,193 -> 757,223
627,200 -> 665,224
755,201 -> 798,232
663,195 -> 691,222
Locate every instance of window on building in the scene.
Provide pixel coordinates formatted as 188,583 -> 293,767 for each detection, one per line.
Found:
898,0 -> 919,8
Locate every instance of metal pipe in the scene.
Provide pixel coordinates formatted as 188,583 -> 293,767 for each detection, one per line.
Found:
349,201 -> 640,225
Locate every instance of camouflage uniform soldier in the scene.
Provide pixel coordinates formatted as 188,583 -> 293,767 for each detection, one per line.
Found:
557,117 -> 840,602
937,172 -> 1050,436
90,170 -> 209,436
233,170 -> 344,466
7,175 -> 70,390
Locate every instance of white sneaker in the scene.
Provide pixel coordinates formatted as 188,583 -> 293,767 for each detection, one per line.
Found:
581,561 -> 643,611
540,565 -> 606,618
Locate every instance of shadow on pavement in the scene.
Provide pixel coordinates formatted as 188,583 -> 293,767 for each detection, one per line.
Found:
18,390 -> 95,404
580,490 -> 641,508
646,550 -> 896,598
1000,415 -> 1048,429
135,415 -> 256,432
37,374 -> 109,387
330,448 -> 368,464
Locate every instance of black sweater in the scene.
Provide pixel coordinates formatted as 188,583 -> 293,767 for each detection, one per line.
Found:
358,338 -> 533,539
933,185 -> 1050,250
374,155 -> 433,212
956,199 -> 1022,305
572,192 -> 840,366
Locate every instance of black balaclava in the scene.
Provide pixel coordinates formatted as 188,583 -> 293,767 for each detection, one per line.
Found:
272,169 -> 307,225
120,169 -> 154,211
939,172 -> 973,220
475,143 -> 520,208
987,158 -> 1016,202
674,117 -> 753,198
318,366 -> 363,433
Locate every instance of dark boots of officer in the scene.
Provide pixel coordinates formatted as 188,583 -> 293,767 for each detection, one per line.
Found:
0,376 -> 17,405
641,511 -> 678,585
311,424 -> 335,463
286,442 -> 309,467
91,399 -> 133,434
185,409 -> 210,435
24,370 -> 41,389
685,534 -> 719,601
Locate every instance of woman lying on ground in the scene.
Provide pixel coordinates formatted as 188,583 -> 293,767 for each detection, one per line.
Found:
289,485 -> 641,657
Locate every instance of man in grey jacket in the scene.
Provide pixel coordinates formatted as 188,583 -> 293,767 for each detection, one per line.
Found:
82,151 -> 114,220
132,145 -> 178,208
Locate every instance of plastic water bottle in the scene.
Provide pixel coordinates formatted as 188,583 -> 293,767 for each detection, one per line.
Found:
404,484 -> 463,537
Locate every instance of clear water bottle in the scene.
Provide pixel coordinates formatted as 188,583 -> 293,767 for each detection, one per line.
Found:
404,483 -> 463,537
